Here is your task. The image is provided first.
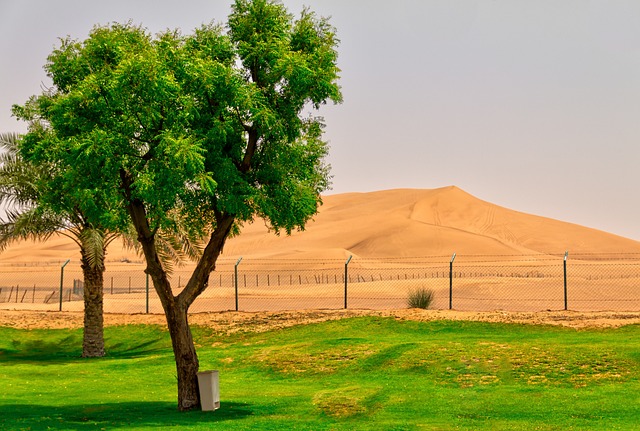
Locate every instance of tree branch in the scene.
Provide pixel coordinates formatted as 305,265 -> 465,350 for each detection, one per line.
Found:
234,107 -> 251,132
240,128 -> 258,173
179,212 -> 235,307
119,168 -> 174,304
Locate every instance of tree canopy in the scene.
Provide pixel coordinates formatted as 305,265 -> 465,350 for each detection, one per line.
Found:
13,0 -> 341,410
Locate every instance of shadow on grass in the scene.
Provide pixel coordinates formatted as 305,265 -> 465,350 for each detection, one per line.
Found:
0,334 -> 169,364
105,339 -> 170,359
0,333 -> 83,363
0,401 -> 254,430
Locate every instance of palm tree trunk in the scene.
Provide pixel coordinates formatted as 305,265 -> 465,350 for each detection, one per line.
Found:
81,249 -> 105,358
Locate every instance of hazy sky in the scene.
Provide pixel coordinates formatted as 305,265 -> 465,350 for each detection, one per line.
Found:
1,1 -> 639,240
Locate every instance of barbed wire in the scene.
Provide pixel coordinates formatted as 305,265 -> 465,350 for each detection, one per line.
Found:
1,254 -> 639,312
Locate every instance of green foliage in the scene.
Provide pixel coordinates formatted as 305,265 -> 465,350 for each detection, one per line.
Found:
1,318 -> 640,430
407,286 -> 435,309
0,132 -> 40,209
0,131 -> 115,263
14,2 -> 341,237
0,132 -> 94,253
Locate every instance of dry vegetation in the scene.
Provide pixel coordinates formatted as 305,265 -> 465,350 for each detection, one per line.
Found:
2,308 -> 640,332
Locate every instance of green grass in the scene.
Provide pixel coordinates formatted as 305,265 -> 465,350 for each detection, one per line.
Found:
1,317 -> 639,430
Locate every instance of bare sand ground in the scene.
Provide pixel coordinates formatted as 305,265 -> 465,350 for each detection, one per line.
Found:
1,308 -> 639,332
2,275 -> 638,314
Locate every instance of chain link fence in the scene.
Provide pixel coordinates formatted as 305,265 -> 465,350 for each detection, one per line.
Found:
1,253 -> 639,313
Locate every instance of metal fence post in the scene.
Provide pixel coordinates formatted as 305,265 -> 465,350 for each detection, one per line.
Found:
449,253 -> 456,310
59,259 -> 70,312
235,257 -> 242,311
344,255 -> 353,309
564,251 -> 569,310
146,273 -> 149,314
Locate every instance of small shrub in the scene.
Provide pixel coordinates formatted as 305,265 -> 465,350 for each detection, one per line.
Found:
407,287 -> 434,309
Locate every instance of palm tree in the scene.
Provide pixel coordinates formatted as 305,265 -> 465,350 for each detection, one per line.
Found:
1,131 -> 204,357
0,132 -> 116,357
0,132 -> 203,357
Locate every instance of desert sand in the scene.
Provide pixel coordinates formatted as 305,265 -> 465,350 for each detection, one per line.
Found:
1,187 -> 639,315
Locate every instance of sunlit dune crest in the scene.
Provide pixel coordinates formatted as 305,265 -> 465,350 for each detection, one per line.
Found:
2,186 -> 640,263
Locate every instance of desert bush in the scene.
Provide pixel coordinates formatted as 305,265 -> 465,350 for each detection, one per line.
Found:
407,287 -> 434,309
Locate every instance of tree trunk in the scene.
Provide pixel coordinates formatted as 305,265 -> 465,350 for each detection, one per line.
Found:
165,300 -> 200,411
153,215 -> 233,410
142,217 -> 234,411
81,249 -> 105,358
122,178 -> 235,410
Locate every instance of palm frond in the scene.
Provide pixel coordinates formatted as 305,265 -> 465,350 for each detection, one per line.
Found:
79,227 -> 106,270
0,133 -> 43,208
0,134 -> 115,274
155,238 -> 177,275
117,223 -> 142,252
0,207 -> 65,251
149,208 -> 205,274
0,132 -> 21,154
104,230 -> 124,248
158,227 -> 204,262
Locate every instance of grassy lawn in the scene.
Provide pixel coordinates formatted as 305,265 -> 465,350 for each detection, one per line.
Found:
1,316 -> 639,430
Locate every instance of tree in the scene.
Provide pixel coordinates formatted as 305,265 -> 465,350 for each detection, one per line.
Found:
0,131 -> 198,358
0,132 -> 114,357
15,0 -> 341,410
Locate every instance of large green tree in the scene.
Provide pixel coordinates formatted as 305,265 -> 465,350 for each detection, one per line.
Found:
15,0 -> 341,410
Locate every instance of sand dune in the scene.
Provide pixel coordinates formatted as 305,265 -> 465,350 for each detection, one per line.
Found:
223,186 -> 640,259
2,186 -> 639,264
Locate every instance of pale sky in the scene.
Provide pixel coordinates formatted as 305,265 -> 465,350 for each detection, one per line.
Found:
1,1 -> 639,240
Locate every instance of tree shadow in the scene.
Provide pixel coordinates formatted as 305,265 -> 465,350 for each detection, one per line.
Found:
0,401 -> 254,430
0,332 -> 169,364
0,333 -> 83,364
104,339 -> 170,359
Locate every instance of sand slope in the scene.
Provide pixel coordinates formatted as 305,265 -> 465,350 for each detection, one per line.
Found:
223,186 -> 640,259
2,186 -> 639,263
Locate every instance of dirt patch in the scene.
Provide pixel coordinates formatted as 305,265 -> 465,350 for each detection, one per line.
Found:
1,308 -> 639,332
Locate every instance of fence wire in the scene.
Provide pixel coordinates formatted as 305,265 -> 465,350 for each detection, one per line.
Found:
1,253 -> 639,313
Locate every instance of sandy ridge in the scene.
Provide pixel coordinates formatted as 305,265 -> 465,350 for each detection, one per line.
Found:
1,309 -> 639,331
